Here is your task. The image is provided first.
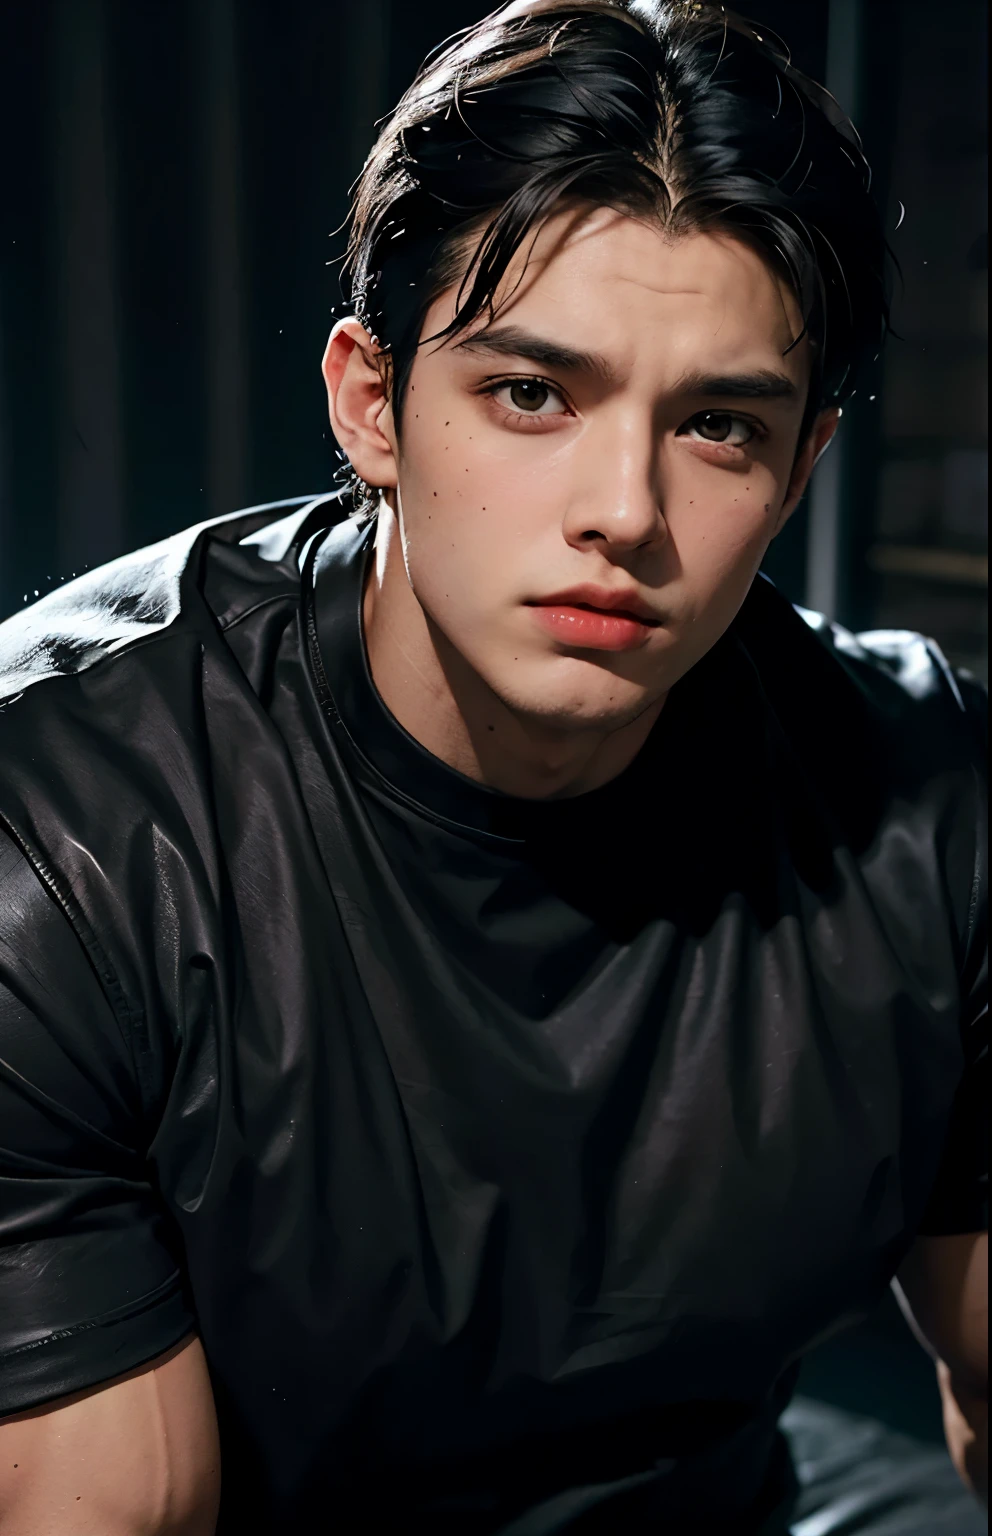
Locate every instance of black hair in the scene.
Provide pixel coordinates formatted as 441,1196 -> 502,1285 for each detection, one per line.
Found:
338,0 -> 891,509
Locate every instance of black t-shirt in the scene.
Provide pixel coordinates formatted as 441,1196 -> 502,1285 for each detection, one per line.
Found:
0,494 -> 986,1535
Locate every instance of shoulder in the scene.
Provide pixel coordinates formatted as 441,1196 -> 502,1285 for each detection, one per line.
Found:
735,575 -> 986,785
731,577 -> 987,971
0,492 -> 344,1003
0,493 -> 340,705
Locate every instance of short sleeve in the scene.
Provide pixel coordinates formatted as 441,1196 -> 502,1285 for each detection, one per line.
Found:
0,823 -> 195,1415
916,669 -> 988,1237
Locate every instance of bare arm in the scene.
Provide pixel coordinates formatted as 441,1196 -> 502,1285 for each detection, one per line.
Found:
893,1230 -> 988,1508
0,1335 -> 220,1536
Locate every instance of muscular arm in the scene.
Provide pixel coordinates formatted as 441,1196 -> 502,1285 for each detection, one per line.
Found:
893,1230 -> 988,1507
0,1335 -> 220,1535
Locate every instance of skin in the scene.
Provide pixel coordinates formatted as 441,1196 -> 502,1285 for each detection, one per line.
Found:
895,1231 -> 988,1507
0,1335 -> 219,1533
324,206 -> 838,799
0,206 -> 983,1533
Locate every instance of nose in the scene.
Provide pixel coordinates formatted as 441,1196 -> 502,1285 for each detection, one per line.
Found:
560,412 -> 668,554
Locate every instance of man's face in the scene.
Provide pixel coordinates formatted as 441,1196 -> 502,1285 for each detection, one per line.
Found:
353,208 -> 828,736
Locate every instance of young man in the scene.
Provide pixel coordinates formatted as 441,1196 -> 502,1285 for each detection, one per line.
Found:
0,2 -> 986,1532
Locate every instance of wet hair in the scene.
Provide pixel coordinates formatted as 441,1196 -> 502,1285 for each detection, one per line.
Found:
338,0 -> 891,508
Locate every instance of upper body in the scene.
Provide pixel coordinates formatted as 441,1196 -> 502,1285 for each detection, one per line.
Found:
0,493 -> 985,1533
0,2 -> 987,1531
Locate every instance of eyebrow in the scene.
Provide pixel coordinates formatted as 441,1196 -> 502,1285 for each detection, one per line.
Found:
453,325 -> 799,403
452,325 -> 618,385
673,367 -> 800,403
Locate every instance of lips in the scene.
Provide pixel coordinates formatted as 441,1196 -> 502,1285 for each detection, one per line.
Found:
569,601 -> 656,624
526,587 -> 661,652
528,585 -> 660,626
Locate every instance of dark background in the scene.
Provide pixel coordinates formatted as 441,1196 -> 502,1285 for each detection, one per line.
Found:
0,0 -> 986,1456
0,0 -> 986,676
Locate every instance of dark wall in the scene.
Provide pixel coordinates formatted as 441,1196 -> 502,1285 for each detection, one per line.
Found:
870,0 -> 988,675
0,0 -> 389,606
0,1 -> 986,677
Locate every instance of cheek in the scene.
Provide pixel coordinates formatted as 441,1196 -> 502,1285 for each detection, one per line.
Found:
666,471 -> 779,576
396,438 -> 520,609
399,411 -> 544,555
401,378 -> 565,509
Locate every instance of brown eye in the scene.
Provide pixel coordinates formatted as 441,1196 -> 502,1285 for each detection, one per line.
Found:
509,379 -> 550,412
697,411 -> 733,440
683,410 -> 757,446
490,377 -> 569,418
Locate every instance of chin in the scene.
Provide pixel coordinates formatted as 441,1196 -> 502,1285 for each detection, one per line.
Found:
490,666 -> 657,732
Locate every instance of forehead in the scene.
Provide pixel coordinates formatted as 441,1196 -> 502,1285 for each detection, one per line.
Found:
429,206 -> 809,383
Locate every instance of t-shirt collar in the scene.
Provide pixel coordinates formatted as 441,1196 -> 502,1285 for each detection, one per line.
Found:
308,513 -> 700,841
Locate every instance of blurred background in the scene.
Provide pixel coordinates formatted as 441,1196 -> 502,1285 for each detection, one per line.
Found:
0,0 -> 986,681
0,0 -> 986,1493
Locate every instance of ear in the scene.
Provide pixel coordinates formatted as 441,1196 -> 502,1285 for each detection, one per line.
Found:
772,407 -> 841,535
321,319 -> 398,491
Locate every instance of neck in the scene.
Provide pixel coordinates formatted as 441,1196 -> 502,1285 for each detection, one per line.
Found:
361,514 -> 666,801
